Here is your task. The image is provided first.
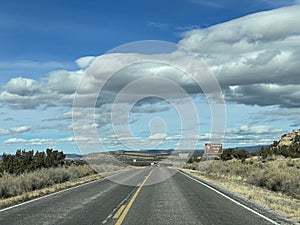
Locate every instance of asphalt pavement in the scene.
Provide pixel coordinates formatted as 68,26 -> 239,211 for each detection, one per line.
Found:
0,167 -> 287,225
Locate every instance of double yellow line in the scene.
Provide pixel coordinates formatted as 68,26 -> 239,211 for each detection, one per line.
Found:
114,170 -> 153,225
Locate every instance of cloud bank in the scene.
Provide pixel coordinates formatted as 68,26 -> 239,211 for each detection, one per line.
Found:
180,5 -> 300,108
1,6 -> 300,151
1,6 -> 300,110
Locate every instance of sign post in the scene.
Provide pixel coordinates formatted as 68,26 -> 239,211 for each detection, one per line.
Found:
204,143 -> 223,174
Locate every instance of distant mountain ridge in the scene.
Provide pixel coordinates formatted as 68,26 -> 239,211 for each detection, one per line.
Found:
2,134 -> 297,161
233,145 -> 268,152
65,154 -> 83,159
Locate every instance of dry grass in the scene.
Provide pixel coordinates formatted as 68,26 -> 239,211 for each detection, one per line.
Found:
0,173 -> 102,209
0,165 -> 96,199
90,163 -> 129,173
182,156 -> 300,223
0,163 -> 129,209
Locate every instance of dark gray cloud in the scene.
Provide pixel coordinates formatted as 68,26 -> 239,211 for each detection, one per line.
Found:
131,102 -> 171,114
225,84 -> 300,108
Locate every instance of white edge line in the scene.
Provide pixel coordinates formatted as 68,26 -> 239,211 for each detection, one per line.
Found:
0,170 -> 131,213
0,177 -> 103,212
0,171 -> 139,212
178,170 -> 280,225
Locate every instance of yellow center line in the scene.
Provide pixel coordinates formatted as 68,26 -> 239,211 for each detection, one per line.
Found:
113,205 -> 126,219
115,170 -> 153,225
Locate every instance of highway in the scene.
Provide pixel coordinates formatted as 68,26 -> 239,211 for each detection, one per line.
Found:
0,167 -> 285,225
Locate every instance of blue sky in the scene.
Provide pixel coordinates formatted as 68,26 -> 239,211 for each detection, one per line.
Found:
1,0 -> 300,154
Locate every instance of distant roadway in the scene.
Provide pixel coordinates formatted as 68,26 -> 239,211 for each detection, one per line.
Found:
0,167 -> 287,225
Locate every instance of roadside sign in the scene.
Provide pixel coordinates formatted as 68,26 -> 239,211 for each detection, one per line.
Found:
205,143 -> 223,154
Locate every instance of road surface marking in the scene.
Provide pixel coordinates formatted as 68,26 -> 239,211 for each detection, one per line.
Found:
102,186 -> 138,224
113,205 -> 126,219
0,177 -> 105,213
178,170 -> 279,225
115,170 -> 153,225
0,169 -> 142,213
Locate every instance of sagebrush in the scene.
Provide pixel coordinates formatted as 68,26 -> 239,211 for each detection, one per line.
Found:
0,165 -> 95,199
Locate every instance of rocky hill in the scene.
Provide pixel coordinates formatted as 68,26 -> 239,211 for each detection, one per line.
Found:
261,129 -> 300,158
278,129 -> 300,147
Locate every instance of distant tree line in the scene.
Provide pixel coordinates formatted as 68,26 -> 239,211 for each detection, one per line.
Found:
221,148 -> 251,161
0,149 -> 66,175
221,138 -> 300,161
187,140 -> 300,164
186,148 -> 252,163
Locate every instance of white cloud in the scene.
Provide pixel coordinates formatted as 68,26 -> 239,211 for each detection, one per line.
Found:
181,6 -> 300,52
223,124 -> 284,146
0,60 -> 70,72
227,124 -> 283,134
2,7 -> 300,110
3,77 -> 41,96
43,111 -> 73,121
149,133 -> 167,140
10,126 -> 32,133
75,56 -> 95,69
46,70 -> 84,94
3,138 -> 27,144
0,126 -> 32,136
180,5 -> 300,107
3,136 -> 76,146
0,70 -> 84,109
1,6 -> 300,152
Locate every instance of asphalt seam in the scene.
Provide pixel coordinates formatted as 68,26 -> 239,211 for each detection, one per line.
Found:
178,170 -> 280,225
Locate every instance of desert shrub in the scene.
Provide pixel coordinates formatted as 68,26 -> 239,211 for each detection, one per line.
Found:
0,165 -> 96,199
202,157 -> 300,199
221,149 -> 251,161
248,168 -> 299,197
183,162 -> 199,170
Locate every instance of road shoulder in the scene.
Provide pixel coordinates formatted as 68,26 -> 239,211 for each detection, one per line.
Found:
179,168 -> 298,225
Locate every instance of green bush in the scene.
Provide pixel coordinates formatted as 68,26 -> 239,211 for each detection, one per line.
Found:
0,149 -> 66,175
221,148 -> 251,161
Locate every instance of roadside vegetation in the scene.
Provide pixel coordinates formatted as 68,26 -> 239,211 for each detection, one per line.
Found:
199,156 -> 300,198
0,164 -> 96,199
183,144 -> 300,222
0,149 -> 98,207
184,156 -> 300,223
1,149 -> 67,175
